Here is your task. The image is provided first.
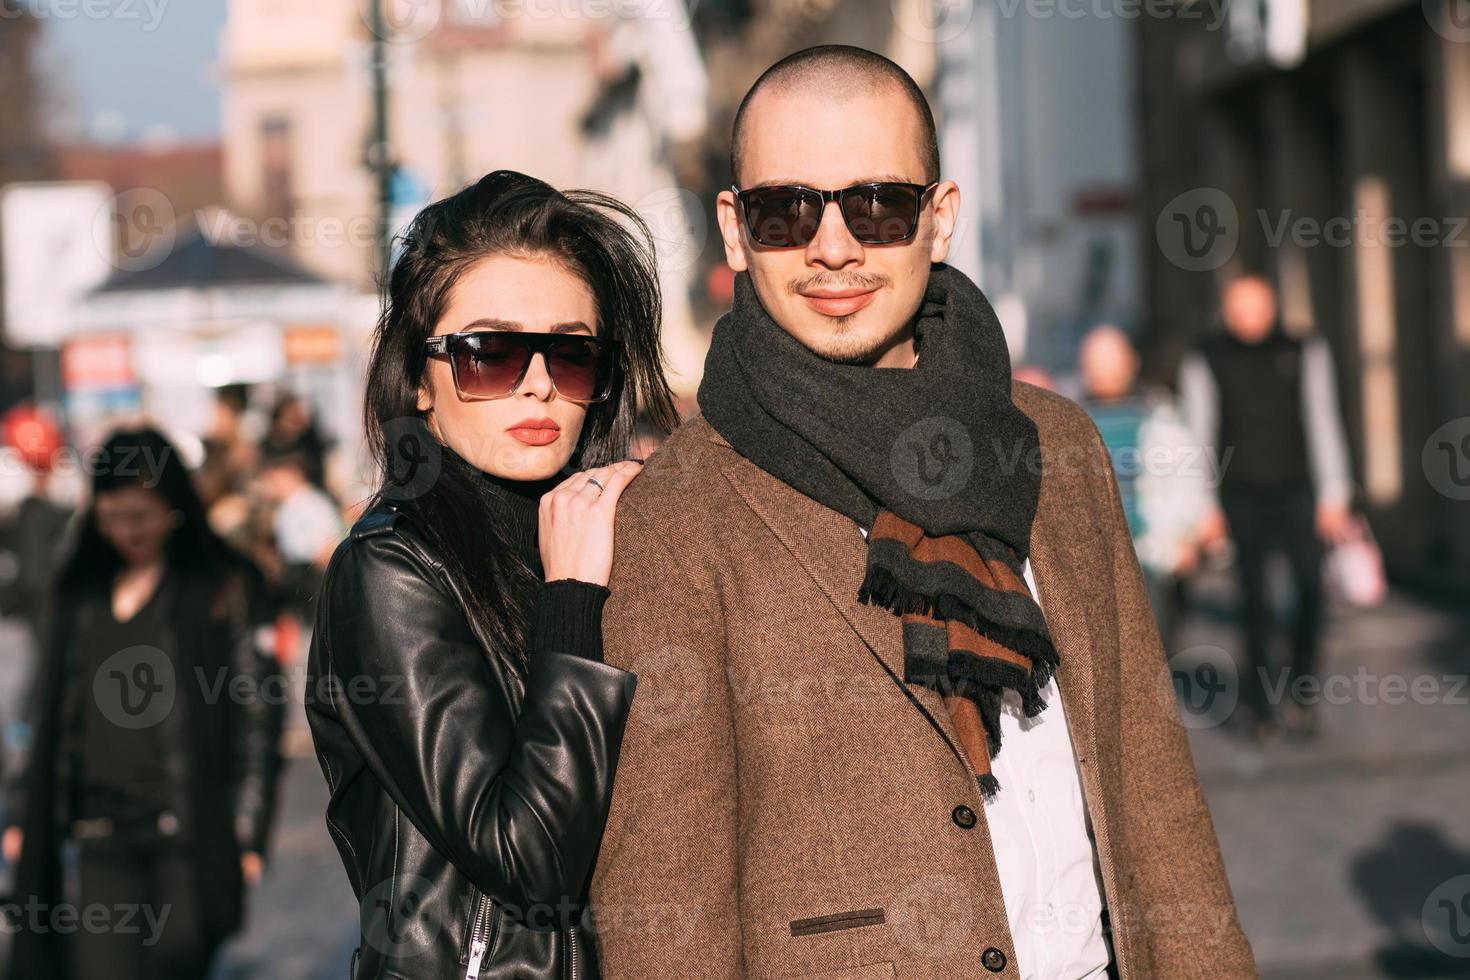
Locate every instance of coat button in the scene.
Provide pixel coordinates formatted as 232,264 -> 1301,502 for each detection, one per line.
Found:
982,946 -> 1007,971
951,805 -> 977,829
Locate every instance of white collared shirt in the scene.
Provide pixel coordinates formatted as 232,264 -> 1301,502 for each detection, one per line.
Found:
859,526 -> 1110,979
986,560 -> 1110,980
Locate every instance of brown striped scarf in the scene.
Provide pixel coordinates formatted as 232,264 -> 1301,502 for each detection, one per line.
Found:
699,264 -> 1059,799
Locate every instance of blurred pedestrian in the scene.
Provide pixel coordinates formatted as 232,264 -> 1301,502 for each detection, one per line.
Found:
260,392 -> 330,490
256,450 -> 343,618
0,406 -> 74,661
1079,325 -> 1209,650
1180,274 -> 1355,742
2,426 -> 283,980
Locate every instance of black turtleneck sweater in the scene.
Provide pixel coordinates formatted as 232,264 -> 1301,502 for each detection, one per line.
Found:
483,471 -> 611,663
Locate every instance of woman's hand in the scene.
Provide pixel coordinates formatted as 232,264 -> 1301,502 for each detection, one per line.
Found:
539,460 -> 644,587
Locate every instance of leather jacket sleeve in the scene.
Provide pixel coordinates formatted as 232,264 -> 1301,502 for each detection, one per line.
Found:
317,529 -> 637,925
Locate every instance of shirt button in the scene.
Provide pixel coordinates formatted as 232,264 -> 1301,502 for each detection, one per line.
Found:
982,946 -> 1008,972
1028,788 -> 1037,803
951,804 -> 977,829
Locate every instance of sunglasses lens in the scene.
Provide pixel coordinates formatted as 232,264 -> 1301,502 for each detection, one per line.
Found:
450,334 -> 530,398
842,184 -> 921,244
546,337 -> 613,403
743,187 -> 821,247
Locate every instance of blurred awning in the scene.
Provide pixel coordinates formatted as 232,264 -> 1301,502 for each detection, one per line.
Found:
76,211 -> 349,334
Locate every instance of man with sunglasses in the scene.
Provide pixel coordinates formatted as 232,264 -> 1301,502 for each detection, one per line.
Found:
590,46 -> 1255,980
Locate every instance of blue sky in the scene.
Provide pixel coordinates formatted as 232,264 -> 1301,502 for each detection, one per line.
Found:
36,0 -> 226,142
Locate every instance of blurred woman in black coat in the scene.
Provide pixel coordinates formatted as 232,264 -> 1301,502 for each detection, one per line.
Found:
2,426 -> 283,980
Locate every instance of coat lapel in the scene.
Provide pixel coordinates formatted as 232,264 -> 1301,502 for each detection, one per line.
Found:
720,448 -> 981,779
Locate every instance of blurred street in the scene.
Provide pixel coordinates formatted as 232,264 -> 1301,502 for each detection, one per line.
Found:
211,754 -> 357,980
1181,572 -> 1470,979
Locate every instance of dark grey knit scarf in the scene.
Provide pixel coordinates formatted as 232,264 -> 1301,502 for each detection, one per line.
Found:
697,263 -> 1059,798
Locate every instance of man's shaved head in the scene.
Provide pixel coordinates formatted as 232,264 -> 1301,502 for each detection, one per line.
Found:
730,45 -> 940,187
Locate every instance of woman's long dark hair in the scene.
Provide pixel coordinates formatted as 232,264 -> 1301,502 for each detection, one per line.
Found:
362,170 -> 678,660
58,426 -> 241,597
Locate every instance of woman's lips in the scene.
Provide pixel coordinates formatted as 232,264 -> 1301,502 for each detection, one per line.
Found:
801,288 -> 878,317
507,419 -> 560,446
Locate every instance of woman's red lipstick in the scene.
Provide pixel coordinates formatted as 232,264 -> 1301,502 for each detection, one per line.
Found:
507,417 -> 560,446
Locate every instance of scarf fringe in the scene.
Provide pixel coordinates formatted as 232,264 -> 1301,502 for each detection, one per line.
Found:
978,772 -> 1001,801
861,563 -> 1061,719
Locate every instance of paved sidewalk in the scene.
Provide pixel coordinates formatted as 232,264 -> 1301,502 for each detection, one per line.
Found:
1176,570 -> 1470,979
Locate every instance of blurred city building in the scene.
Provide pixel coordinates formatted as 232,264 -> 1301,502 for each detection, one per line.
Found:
220,0 -> 709,397
1138,0 -> 1470,590
939,0 -> 1140,373
58,141 -> 225,223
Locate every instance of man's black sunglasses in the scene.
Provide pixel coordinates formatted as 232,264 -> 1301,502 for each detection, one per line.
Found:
424,331 -> 619,404
731,181 -> 939,248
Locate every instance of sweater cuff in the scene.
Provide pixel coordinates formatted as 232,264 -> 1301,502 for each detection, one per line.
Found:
532,579 -> 610,662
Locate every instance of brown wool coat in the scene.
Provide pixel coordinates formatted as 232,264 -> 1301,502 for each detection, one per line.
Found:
589,382 -> 1258,980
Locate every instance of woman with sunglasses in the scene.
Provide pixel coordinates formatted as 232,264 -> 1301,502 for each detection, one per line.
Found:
306,170 -> 676,980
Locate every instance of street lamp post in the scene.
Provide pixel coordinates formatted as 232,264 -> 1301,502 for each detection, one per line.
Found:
367,0 -> 395,282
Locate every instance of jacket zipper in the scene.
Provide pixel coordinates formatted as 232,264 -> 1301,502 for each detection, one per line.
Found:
463,892 -> 491,980
567,923 -> 581,980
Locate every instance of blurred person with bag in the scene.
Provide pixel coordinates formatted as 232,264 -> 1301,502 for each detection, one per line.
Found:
1,426 -> 283,980
1180,274 -> 1359,742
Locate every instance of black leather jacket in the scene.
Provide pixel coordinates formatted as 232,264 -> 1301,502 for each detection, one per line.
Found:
307,502 -> 637,980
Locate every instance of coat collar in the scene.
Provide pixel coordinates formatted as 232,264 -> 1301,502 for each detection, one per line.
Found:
709,388 -> 1112,779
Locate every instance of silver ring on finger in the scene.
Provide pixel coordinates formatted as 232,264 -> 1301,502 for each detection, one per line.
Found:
586,476 -> 605,496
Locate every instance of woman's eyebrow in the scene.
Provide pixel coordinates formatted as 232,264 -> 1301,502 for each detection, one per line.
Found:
461,318 -> 521,332
458,319 -> 592,333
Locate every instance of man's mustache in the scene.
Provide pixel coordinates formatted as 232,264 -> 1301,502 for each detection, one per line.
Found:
787,272 -> 891,295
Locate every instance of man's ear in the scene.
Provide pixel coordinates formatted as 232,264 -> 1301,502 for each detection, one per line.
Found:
716,190 -> 749,273
928,180 -> 961,264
